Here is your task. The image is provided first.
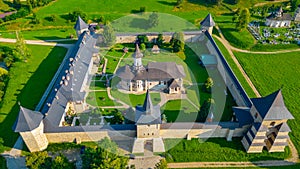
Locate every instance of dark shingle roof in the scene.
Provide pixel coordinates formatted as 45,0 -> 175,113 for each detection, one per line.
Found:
41,31 -> 98,128
200,13 -> 215,27
74,16 -> 89,30
251,89 -> 294,120
135,91 -> 161,125
116,62 -> 185,81
276,122 -> 291,132
13,106 -> 44,132
233,107 -> 253,127
168,79 -> 180,88
115,65 -> 135,80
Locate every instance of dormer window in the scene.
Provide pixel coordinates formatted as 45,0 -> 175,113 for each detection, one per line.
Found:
255,112 -> 258,119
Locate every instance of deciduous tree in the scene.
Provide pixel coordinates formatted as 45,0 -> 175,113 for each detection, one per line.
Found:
236,8 -> 250,30
170,32 -> 184,52
148,11 -> 159,28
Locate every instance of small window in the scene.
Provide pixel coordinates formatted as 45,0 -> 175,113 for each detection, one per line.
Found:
148,124 -> 150,127
270,121 -> 276,126
255,113 -> 258,119
152,133 -> 154,135
148,133 -> 150,136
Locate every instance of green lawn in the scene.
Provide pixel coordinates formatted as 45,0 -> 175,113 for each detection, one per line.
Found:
110,89 -> 161,107
213,36 -> 257,98
89,81 -> 106,90
0,44 -> 67,150
233,51 -> 300,157
0,28 -> 75,40
161,100 -> 199,122
86,91 -> 122,107
164,138 -> 289,162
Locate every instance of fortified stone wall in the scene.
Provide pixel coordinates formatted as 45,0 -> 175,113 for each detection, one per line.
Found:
44,125 -> 246,144
45,130 -> 136,143
97,32 -> 204,44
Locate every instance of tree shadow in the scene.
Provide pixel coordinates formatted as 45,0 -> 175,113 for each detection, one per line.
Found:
130,18 -> 149,30
0,46 -> 66,149
187,0 -> 216,7
157,1 -> 177,6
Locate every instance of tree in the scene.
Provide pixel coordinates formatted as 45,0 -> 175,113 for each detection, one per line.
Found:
290,0 -> 298,11
156,33 -> 164,47
13,31 -> 31,62
0,137 -> 4,153
155,159 -> 168,169
203,77 -> 213,93
82,138 -> 128,169
140,43 -> 146,51
26,151 -> 52,169
170,32 -> 184,52
52,155 -> 75,169
236,8 -> 250,30
0,0 -> 9,11
198,98 -> 215,122
176,0 -> 183,7
217,0 -> 222,6
68,10 -> 87,22
102,22 -> 116,46
111,110 -> 124,124
137,34 -> 149,44
148,12 -> 159,28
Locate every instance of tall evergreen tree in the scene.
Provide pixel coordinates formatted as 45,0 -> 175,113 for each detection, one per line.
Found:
13,31 -> 31,62
102,22 -> 116,46
236,8 -> 250,30
170,32 -> 184,52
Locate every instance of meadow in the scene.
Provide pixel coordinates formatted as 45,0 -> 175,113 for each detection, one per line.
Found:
0,0 -> 286,49
233,51 -> 300,156
164,138 -> 290,162
0,44 -> 67,150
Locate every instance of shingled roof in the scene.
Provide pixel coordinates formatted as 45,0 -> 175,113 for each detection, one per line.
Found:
200,13 -> 215,27
233,107 -> 253,127
251,89 -> 294,120
135,90 -> 161,125
116,62 -> 185,81
41,31 -> 98,128
132,43 -> 143,58
74,16 -> 89,30
13,106 -> 44,132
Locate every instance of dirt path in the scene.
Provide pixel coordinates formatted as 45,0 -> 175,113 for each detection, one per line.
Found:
0,38 -> 74,48
210,27 -> 299,167
254,0 -> 289,7
213,31 -> 261,97
168,160 -> 295,168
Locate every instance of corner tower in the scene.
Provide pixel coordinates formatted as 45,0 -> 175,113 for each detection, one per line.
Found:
74,16 -> 89,37
200,13 -> 216,35
12,106 -> 48,152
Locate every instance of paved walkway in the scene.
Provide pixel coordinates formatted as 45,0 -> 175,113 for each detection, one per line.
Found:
0,38 -> 74,48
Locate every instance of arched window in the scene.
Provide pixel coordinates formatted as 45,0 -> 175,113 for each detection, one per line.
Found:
270,121 -> 276,126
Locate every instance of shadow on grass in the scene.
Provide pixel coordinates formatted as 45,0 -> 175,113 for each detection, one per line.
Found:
157,1 -> 177,6
130,18 -> 149,30
0,46 -> 66,149
33,36 -> 69,40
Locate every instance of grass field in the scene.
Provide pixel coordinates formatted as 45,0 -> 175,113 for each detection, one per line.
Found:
164,138 -> 289,162
0,44 -> 67,150
233,51 -> 300,156
213,36 -> 257,98
0,0 -> 280,49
